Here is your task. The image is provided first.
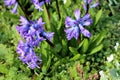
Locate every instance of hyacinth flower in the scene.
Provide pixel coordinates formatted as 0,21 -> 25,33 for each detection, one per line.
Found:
16,16 -> 54,47
16,16 -> 54,69
16,40 -> 42,69
65,9 -> 92,40
4,0 -> 18,14
83,0 -> 99,12
31,0 -> 50,11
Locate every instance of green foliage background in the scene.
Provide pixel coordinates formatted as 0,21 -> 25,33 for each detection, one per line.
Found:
0,0 -> 120,80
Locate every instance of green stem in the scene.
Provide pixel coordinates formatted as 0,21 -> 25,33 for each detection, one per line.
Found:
17,0 -> 30,20
45,3 -> 50,20
55,0 -> 61,19
46,39 -> 55,48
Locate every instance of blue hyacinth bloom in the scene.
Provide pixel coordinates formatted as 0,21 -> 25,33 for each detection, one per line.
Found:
4,0 -> 18,14
16,16 -> 54,69
16,40 -> 42,69
65,9 -> 92,40
16,16 -> 54,47
83,0 -> 100,11
31,0 -> 51,11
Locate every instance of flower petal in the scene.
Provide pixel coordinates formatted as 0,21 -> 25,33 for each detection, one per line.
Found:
42,32 -> 54,41
74,9 -> 80,20
88,0 -> 92,4
20,16 -> 29,25
90,2 -> 99,8
83,19 -> 92,26
11,3 -> 18,14
65,27 -> 79,40
83,3 -> 87,12
82,13 -> 90,21
79,25 -> 91,38
4,0 -> 16,6
65,16 -> 75,27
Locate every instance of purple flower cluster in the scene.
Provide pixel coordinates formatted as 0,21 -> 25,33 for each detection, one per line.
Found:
31,0 -> 51,11
4,0 -> 18,14
16,16 -> 54,69
65,9 -> 92,40
83,0 -> 99,11
17,16 -> 54,47
16,40 -> 42,69
64,0 -> 99,40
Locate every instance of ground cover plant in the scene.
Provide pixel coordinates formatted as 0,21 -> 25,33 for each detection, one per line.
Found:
0,0 -> 120,80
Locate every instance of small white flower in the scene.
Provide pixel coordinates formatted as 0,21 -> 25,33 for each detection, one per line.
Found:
107,54 -> 114,62
114,42 -> 119,51
99,70 -> 108,79
99,70 -> 104,76
63,0 -> 67,4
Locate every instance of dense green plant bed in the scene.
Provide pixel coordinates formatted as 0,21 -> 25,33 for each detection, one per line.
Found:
0,0 -> 120,80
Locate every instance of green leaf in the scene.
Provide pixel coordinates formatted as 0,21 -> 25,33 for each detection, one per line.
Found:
41,41 -> 50,73
0,64 -> 8,74
3,12 -> 19,21
94,31 -> 106,46
32,9 -> 42,20
69,47 -> 79,55
70,54 -> 80,61
109,6 -> 115,15
77,39 -> 84,49
81,39 -> 89,53
89,31 -> 106,51
41,42 -> 49,59
95,9 -> 103,25
50,58 -> 68,74
46,55 -> 52,73
43,5 -> 51,30
5,51 -> 14,65
0,44 -> 13,65
62,39 -> 68,56
89,44 -> 103,55
64,0 -> 71,7
89,34 -> 100,45
5,67 -> 17,80
0,44 -> 8,58
11,25 -> 21,46
42,57 -> 51,73
69,65 -> 78,78
53,44 -> 62,53
57,18 -> 63,30
51,60 -> 60,72
16,73 -> 30,80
